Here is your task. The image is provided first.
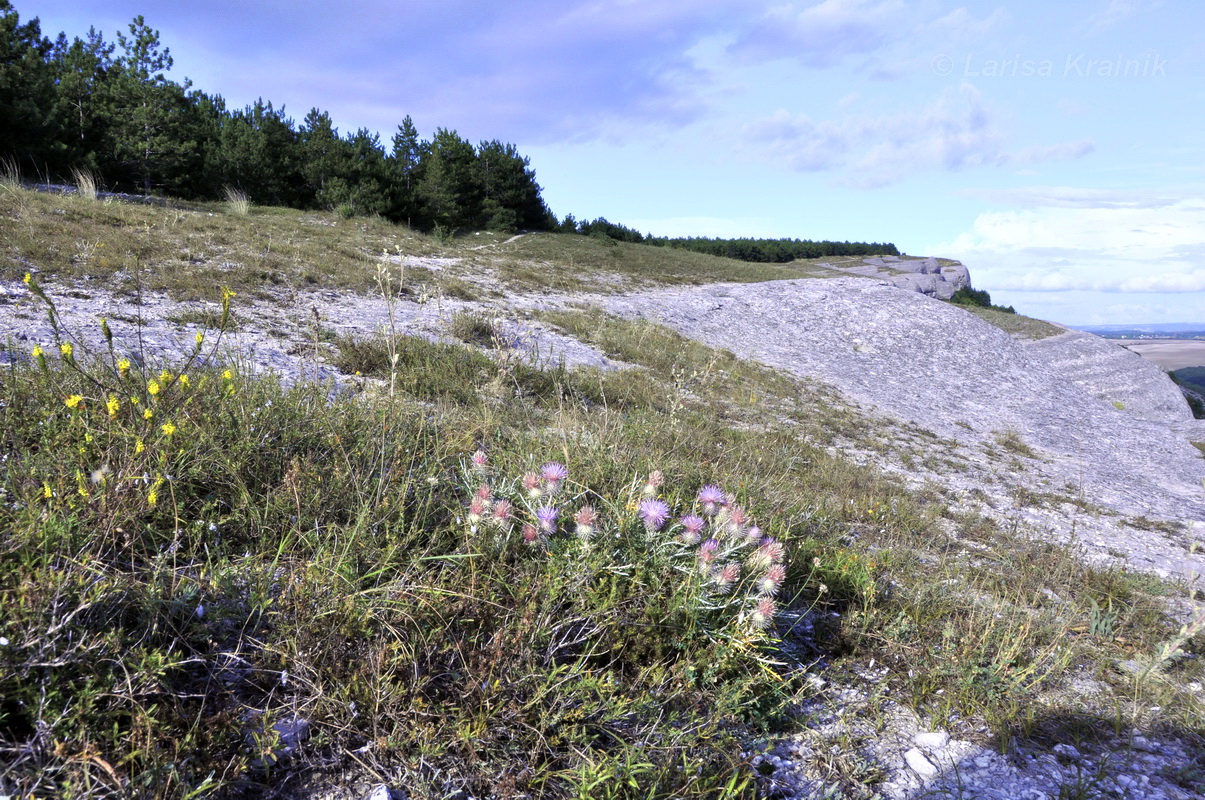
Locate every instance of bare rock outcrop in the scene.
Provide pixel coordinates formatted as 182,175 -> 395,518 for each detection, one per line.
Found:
587,277 -> 1205,581
822,255 -> 971,299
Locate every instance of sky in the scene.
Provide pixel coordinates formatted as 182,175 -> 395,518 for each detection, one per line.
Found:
16,0 -> 1205,325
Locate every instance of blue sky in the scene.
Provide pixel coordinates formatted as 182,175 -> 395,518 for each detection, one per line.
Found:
18,0 -> 1205,325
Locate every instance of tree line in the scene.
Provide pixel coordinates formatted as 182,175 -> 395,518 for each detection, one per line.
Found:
0,1 -> 551,232
1,0 -> 899,256
560,216 -> 898,262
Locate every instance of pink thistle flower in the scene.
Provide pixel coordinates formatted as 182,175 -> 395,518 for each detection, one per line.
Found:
522,523 -> 541,545
475,483 -> 492,500
536,505 -> 559,534
638,498 -> 671,531
758,564 -> 787,596
522,472 -> 542,499
540,462 -> 568,494
467,496 -> 488,526
698,538 -> 719,565
492,499 -> 514,526
680,514 -> 706,536
749,597 -> 777,630
697,485 -> 726,516
471,450 -> 488,470
713,562 -> 741,593
573,505 -> 598,539
744,525 -> 763,546
747,537 -> 785,569
642,469 -> 664,497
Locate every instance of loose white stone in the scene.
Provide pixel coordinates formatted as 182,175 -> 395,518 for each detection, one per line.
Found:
914,731 -> 950,750
904,747 -> 939,779
362,786 -> 390,800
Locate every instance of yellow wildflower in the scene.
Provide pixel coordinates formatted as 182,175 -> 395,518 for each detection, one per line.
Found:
222,369 -> 233,380
147,489 -> 158,506
135,439 -> 145,454
117,358 -> 130,374
23,272 -> 32,285
32,344 -> 43,358
179,374 -> 190,389
84,433 -> 93,443
143,408 -> 153,420
78,486 -> 89,498
42,482 -> 52,499
147,380 -> 160,395
161,422 -> 177,437
106,395 -> 120,417
160,369 -> 172,384
65,394 -> 83,409
195,331 -> 204,346
59,342 -> 73,358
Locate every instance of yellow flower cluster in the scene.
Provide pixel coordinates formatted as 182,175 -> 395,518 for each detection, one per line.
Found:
23,272 -> 32,285
117,358 -> 131,375
106,395 -> 120,417
147,380 -> 161,396
32,344 -> 43,358
64,394 -> 83,409
161,422 -> 177,437
59,342 -> 73,358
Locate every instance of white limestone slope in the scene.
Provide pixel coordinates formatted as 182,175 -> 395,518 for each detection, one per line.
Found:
592,277 -> 1205,582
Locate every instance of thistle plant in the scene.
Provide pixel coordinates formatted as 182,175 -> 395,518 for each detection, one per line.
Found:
460,451 -> 791,640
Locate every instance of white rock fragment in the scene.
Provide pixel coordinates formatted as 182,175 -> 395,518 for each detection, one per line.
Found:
914,731 -> 950,751
904,747 -> 939,780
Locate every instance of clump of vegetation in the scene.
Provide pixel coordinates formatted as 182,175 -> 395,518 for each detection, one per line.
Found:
950,285 -> 1016,314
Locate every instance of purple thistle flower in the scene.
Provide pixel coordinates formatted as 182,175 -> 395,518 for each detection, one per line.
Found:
522,523 -> 541,544
642,469 -> 664,497
744,525 -> 763,545
467,496 -> 488,525
680,514 -> 706,536
536,505 -> 559,534
698,538 -> 720,565
713,562 -> 741,593
492,499 -> 514,526
540,462 -> 568,493
638,498 -> 671,531
747,537 -> 785,569
697,485 -> 726,516
749,597 -> 777,630
574,505 -> 598,539
758,564 -> 787,596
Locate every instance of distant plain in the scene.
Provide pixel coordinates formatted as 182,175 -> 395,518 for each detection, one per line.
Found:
1118,340 -> 1205,370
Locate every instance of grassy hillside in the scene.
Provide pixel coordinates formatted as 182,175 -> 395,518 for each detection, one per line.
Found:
1,185 -> 1203,799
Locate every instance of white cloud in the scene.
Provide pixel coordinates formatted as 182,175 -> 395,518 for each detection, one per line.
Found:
1085,0 -> 1163,35
739,83 -> 1092,186
929,200 -> 1205,324
958,186 -> 1181,209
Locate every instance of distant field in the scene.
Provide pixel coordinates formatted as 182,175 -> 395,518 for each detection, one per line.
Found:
1120,340 -> 1205,370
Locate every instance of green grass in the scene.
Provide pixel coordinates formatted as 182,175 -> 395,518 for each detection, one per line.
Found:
2,191 -> 1203,799
964,306 -> 1065,340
